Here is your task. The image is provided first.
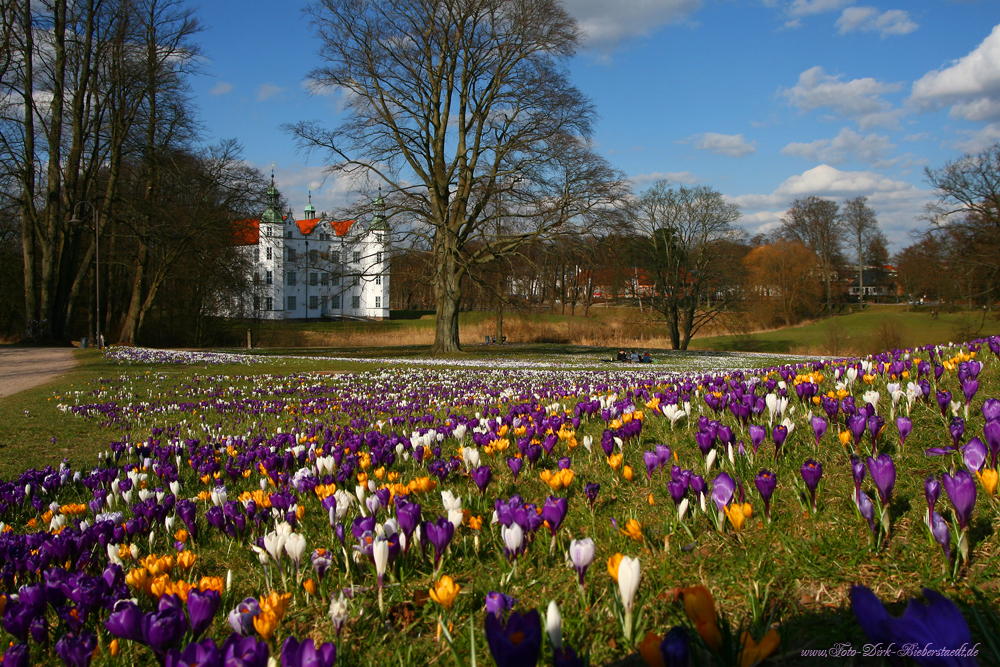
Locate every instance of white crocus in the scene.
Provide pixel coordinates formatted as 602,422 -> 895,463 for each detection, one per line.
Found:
328,594 -> 349,636
678,498 -> 690,522
502,523 -> 524,556
617,556 -> 641,642
284,532 -> 307,566
582,435 -> 593,453
106,543 -> 124,567
568,538 -> 595,574
546,600 -> 562,650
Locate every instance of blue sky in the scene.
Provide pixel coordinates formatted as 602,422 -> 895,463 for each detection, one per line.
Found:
193,0 -> 1000,249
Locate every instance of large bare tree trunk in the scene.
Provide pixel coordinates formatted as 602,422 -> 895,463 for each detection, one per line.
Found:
431,230 -> 462,354
118,245 -> 147,344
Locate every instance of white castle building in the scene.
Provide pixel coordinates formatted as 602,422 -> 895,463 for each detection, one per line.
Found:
233,176 -> 390,320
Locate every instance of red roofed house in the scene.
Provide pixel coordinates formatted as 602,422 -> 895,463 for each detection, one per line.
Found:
230,175 -> 390,320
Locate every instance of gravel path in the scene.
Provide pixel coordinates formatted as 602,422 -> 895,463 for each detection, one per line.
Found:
0,348 -> 79,398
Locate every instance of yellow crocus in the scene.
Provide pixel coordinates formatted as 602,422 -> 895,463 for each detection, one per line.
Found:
429,575 -> 461,610
620,518 -> 643,542
253,609 -> 278,640
977,468 -> 999,497
724,504 -> 747,532
623,465 -> 634,482
681,585 -> 722,651
839,431 -> 853,448
740,629 -> 781,667
303,578 -> 317,595
639,631 -> 665,667
608,553 -> 624,582
125,567 -> 148,592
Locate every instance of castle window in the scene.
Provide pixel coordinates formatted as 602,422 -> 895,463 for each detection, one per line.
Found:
376,251 -> 382,263
286,272 -> 296,286
310,249 -> 318,264
309,296 -> 319,309
266,271 -> 273,285
353,250 -> 361,263
351,296 -> 361,309
287,296 -> 297,310
331,295 -> 341,309
266,247 -> 272,260
287,248 -> 296,261
331,251 -> 340,263
331,275 -> 340,286
375,296 -> 381,309
310,272 -> 318,286
255,249 -> 260,262
286,231 -> 292,239
321,272 -> 329,286
375,274 -> 381,285
265,297 -> 273,310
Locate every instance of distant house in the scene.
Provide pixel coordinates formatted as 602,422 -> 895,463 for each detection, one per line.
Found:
847,266 -> 897,300
226,176 -> 390,320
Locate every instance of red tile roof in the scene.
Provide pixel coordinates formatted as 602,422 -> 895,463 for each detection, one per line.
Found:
296,218 -> 356,236
231,219 -> 260,246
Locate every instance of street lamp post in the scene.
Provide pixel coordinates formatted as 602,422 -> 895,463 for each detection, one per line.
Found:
69,201 -> 100,348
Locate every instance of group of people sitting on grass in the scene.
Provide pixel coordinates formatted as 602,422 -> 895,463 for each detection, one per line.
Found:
615,349 -> 653,363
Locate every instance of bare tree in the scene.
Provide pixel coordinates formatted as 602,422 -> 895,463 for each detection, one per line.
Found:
779,196 -> 844,317
288,0 -> 628,353
925,143 -> 1000,307
841,196 -> 878,304
633,181 -> 744,349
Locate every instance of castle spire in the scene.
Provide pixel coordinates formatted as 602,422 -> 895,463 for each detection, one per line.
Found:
304,186 -> 316,219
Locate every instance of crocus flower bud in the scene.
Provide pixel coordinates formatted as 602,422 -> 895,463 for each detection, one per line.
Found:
546,600 -> 562,650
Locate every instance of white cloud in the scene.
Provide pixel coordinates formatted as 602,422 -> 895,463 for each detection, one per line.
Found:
690,132 -> 757,158
835,7 -> 918,37
780,66 -> 905,129
562,0 -> 701,50
781,127 -> 897,167
209,82 -> 233,96
256,83 -> 285,102
787,0 -> 853,18
910,23 -> 1000,123
953,122 -> 1000,154
727,164 -> 932,246
631,171 -> 700,187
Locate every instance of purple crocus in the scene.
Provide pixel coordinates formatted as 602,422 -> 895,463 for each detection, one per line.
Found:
896,417 -> 912,447
668,479 -> 687,506
930,512 -> 951,565
800,459 -> 823,512
541,496 -> 568,537
425,517 -> 455,568
655,444 -> 672,469
643,451 -> 660,481
937,390 -> 952,418
143,595 -> 189,658
227,598 -> 261,636
659,627 -> 691,667
942,470 -> 977,531
711,472 -> 736,512
810,416 -> 828,446
507,457 -> 523,481
748,424 -> 766,455
584,482 -> 600,511
280,637 -> 336,667
866,454 -> 896,506
962,438 -> 987,473
982,398 -> 1000,422
105,600 -> 144,642
484,609 -> 542,667
850,585 -> 974,666
771,425 -> 788,460
950,417 -> 966,448
754,469 -> 777,523
984,420 -> 1000,468
221,634 -> 269,667
164,638 -> 220,667
1,643 -> 29,667
472,466 -> 493,495
186,587 -> 220,639
485,591 -> 517,619
850,456 -> 866,504
847,415 -> 867,448
54,632 -> 98,667
925,476 -> 941,528
857,490 -> 876,537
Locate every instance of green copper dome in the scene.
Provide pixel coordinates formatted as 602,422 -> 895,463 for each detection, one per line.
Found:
261,172 -> 282,225
369,193 -> 388,231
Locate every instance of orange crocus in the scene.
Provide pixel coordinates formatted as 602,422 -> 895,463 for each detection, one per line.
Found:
681,585 -> 722,651
740,628 -> 781,667
639,631 -> 665,667
608,553 -> 624,582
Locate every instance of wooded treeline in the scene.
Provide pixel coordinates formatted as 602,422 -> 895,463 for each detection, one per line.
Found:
0,0 -> 266,346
